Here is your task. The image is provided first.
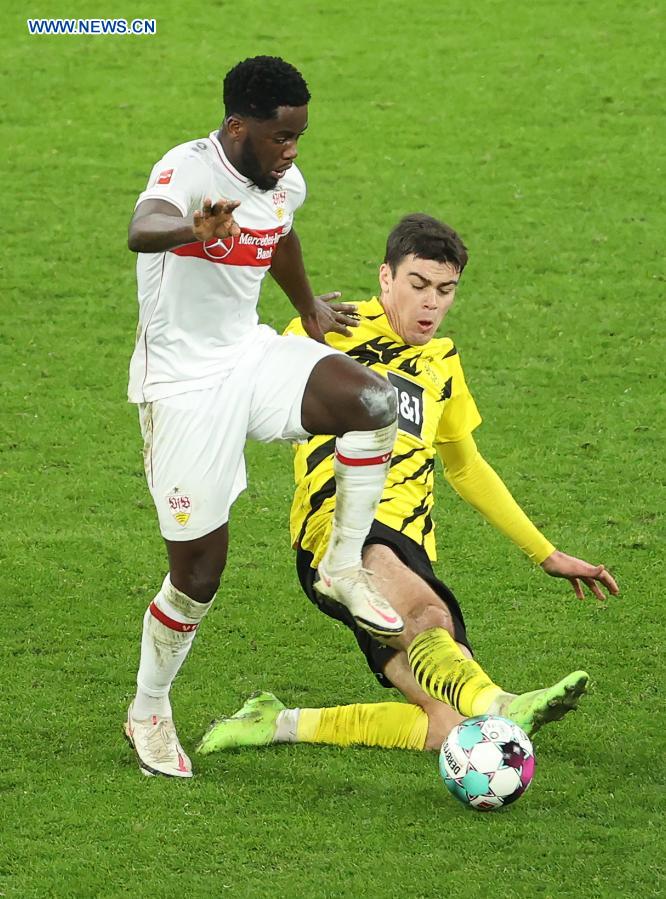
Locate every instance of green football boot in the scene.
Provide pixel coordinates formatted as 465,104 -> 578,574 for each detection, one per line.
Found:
496,670 -> 590,737
196,691 -> 285,755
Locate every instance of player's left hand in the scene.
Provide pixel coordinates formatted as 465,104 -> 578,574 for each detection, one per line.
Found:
314,293 -> 360,337
540,550 -> 620,601
300,310 -> 326,343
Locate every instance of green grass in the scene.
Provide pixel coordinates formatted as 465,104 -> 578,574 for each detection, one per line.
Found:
2,1 -> 665,896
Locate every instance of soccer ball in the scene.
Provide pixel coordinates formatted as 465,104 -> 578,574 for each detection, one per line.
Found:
439,716 -> 535,811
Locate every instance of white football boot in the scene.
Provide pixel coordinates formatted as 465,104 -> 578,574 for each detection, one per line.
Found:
124,703 -> 193,778
315,562 -> 404,637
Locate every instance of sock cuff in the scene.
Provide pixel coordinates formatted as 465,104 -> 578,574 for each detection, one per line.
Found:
335,422 -> 397,459
469,686 -> 504,717
152,574 -> 214,626
400,705 -> 429,751
408,627 -> 463,667
295,708 -> 321,742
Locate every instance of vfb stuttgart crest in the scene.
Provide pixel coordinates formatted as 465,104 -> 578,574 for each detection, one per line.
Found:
273,189 -> 287,222
167,492 -> 192,526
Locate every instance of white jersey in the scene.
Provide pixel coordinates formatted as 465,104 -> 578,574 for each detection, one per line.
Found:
128,131 -> 307,402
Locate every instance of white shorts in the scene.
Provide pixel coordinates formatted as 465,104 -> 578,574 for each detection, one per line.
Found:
139,327 -> 339,541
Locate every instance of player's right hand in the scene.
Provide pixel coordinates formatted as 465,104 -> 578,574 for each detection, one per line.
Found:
193,197 -> 241,241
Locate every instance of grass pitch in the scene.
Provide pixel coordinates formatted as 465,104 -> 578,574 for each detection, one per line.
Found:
2,2 -> 665,897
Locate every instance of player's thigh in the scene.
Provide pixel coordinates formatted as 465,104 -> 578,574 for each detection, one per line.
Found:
246,333 -> 340,443
383,652 -> 464,750
139,387 -> 248,545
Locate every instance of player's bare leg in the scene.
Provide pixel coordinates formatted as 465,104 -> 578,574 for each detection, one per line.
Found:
363,544 -> 589,735
301,354 -> 404,637
126,524 -> 228,777
381,653 -> 464,750
197,553 -> 466,757
362,543 -> 473,654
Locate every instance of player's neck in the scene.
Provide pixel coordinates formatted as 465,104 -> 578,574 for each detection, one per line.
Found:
378,296 -> 404,343
216,127 -> 243,173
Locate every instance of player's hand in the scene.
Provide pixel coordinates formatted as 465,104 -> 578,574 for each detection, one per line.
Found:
193,197 -> 241,241
314,293 -> 359,337
300,310 -> 327,343
540,550 -> 619,601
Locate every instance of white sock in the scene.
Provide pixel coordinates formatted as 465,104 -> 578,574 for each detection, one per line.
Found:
274,708 -> 301,743
133,574 -> 214,720
487,691 -> 517,716
322,423 -> 397,574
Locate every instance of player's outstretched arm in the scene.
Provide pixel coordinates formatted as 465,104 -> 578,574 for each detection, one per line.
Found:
540,550 -> 619,601
128,197 -> 240,253
438,435 -> 619,601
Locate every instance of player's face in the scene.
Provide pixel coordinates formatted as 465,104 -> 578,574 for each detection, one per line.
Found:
379,255 -> 460,346
237,105 -> 308,191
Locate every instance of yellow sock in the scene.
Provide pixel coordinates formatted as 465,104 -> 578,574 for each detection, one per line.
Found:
296,702 -> 428,750
407,627 -> 502,716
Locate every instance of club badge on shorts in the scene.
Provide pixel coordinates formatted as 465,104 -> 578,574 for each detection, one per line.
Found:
167,491 -> 192,526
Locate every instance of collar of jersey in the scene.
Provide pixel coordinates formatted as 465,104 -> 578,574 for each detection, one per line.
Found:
208,131 -> 251,185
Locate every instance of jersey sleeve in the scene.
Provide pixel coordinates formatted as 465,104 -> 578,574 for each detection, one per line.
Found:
434,348 -> 483,444
439,437 -> 556,564
135,145 -> 211,217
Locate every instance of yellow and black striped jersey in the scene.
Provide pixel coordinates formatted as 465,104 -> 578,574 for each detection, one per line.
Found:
286,297 -> 482,566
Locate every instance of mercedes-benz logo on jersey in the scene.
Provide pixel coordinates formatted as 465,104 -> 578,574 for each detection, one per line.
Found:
202,236 -> 235,259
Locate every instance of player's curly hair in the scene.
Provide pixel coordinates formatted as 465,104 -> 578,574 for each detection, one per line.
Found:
385,214 -> 468,274
223,56 -> 310,120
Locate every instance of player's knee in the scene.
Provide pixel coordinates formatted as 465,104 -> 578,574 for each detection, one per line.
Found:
354,371 -> 396,429
171,566 -> 222,604
407,601 -> 455,640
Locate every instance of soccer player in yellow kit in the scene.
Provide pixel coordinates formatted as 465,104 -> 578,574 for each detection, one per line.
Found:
198,213 -> 619,757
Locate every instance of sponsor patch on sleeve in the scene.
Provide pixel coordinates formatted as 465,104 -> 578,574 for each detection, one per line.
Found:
156,168 -> 174,185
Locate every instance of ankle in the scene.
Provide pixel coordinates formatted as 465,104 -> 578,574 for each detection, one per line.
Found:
274,708 -> 300,743
133,689 -> 172,720
486,691 -> 516,717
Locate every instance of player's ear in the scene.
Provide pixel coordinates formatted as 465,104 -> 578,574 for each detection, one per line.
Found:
225,115 -> 245,140
379,263 -> 392,294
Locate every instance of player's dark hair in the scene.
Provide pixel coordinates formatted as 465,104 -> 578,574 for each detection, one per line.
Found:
223,56 -> 310,120
384,214 -> 468,275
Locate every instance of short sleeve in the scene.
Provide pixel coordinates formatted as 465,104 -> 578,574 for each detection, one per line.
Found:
434,349 -> 483,444
134,146 -> 211,217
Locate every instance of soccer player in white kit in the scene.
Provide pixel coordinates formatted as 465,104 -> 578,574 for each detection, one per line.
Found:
124,57 -> 403,778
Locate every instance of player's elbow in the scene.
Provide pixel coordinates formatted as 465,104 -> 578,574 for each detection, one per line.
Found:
444,457 -> 477,482
127,225 -> 143,253
127,213 -> 152,253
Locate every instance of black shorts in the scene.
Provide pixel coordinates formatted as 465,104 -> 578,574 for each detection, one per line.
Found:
296,520 -> 472,688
